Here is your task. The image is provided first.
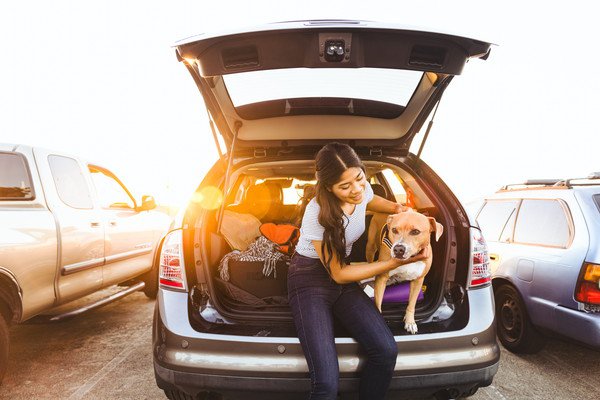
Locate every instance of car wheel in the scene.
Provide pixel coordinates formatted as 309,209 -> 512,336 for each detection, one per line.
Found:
0,314 -> 9,384
495,284 -> 546,354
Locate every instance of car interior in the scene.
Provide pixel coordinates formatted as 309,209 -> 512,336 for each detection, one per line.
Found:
196,160 -> 449,329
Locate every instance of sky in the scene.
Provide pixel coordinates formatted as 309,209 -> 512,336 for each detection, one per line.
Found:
2,1 -> 599,207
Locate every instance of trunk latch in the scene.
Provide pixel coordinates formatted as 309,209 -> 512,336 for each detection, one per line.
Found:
370,147 -> 383,157
254,148 -> 267,158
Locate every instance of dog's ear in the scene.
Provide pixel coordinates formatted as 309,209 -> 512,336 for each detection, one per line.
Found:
387,214 -> 395,225
428,217 -> 444,242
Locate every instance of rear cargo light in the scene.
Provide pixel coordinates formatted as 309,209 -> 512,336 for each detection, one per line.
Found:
159,229 -> 188,291
468,228 -> 492,288
575,263 -> 600,311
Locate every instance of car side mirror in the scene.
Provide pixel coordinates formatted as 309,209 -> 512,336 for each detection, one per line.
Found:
139,195 -> 156,211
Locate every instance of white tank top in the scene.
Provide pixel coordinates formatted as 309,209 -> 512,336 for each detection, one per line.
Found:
295,182 -> 374,258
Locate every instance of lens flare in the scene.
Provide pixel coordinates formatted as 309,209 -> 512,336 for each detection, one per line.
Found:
192,186 -> 223,210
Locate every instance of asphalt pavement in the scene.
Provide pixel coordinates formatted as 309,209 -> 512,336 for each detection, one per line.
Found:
1,287 -> 599,400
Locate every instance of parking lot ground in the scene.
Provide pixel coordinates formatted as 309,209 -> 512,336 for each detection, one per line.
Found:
1,288 -> 599,400
2,288 -> 163,400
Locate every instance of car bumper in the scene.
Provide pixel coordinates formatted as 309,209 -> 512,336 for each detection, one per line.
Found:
554,304 -> 600,348
155,360 -> 498,399
153,287 -> 500,397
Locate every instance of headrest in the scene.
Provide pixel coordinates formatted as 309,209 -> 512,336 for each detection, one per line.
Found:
243,182 -> 283,219
370,183 -> 388,200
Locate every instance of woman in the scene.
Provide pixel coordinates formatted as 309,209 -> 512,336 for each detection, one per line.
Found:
288,142 -> 429,400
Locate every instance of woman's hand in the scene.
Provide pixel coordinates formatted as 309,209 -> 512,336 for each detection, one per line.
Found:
367,196 -> 410,214
393,203 -> 411,214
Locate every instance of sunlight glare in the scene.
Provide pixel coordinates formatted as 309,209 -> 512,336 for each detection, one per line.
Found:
191,186 -> 223,210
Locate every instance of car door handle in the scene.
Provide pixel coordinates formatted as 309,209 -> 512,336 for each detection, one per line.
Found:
90,222 -> 101,228
489,254 -> 499,261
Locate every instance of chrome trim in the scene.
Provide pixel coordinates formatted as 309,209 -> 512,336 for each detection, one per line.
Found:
61,258 -> 104,276
105,247 -> 152,264
49,281 -> 145,321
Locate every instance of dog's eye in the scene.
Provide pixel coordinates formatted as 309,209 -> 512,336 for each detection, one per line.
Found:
410,229 -> 421,235
391,228 -> 398,234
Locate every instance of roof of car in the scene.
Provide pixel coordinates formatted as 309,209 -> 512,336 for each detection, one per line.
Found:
498,174 -> 600,192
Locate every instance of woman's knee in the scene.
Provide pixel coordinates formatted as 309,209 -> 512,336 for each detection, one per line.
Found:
312,377 -> 339,399
371,336 -> 398,366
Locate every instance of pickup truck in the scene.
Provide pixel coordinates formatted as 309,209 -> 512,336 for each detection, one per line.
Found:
0,143 -> 172,382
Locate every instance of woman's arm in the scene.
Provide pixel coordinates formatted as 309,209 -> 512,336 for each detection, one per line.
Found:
366,194 -> 408,214
312,240 -> 430,284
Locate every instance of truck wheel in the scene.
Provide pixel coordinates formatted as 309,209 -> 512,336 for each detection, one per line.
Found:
0,315 -> 9,384
495,284 -> 546,354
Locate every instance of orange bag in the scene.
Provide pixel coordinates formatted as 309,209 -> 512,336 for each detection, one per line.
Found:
259,223 -> 300,255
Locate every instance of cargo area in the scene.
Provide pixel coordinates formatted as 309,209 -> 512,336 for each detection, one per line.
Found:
188,159 -> 469,336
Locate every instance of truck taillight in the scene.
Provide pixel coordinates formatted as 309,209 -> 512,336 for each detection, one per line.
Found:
159,229 -> 187,291
575,263 -> 600,311
468,227 -> 491,288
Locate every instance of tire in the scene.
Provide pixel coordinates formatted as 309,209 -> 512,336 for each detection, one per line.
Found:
142,262 -> 159,299
495,284 -> 546,354
164,389 -> 196,400
461,386 -> 479,398
0,314 -> 9,385
164,390 -> 220,400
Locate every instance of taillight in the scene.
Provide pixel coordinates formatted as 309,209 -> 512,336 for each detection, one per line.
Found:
468,227 -> 492,288
159,229 -> 187,291
575,263 -> 600,311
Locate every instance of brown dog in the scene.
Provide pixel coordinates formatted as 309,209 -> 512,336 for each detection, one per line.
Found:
366,209 -> 443,334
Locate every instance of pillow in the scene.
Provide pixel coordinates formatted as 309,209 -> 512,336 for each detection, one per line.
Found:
221,210 -> 261,251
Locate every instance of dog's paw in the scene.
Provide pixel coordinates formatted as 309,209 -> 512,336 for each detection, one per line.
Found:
404,321 -> 418,334
404,314 -> 418,334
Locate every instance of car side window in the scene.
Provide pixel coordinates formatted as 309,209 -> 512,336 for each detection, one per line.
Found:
499,210 -> 517,243
513,199 -> 571,248
89,167 -> 135,209
380,168 -> 407,203
0,152 -> 35,200
48,155 -> 93,209
476,200 -> 519,242
593,194 -> 600,214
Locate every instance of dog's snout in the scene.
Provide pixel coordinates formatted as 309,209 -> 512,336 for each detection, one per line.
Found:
393,244 -> 406,259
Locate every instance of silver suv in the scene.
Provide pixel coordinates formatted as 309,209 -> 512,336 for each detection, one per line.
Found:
474,175 -> 600,353
153,21 -> 499,399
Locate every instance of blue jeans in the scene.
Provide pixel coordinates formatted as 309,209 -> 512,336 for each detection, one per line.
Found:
287,252 -> 398,400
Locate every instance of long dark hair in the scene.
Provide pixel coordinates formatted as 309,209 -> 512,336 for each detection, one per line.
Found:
315,142 -> 365,271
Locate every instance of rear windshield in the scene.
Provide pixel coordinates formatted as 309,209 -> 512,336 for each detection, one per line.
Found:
223,68 -> 423,118
0,152 -> 35,200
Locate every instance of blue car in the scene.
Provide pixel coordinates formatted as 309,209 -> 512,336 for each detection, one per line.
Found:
474,174 -> 600,353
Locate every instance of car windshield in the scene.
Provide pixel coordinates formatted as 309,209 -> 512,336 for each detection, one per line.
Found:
223,68 -> 423,107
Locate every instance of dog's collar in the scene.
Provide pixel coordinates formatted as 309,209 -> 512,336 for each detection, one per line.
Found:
380,224 -> 393,250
